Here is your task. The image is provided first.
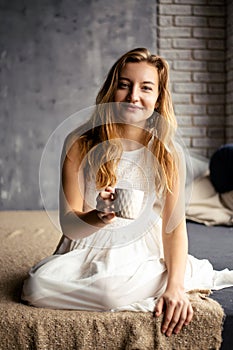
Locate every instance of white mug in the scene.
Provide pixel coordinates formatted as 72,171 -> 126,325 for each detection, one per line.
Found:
113,188 -> 144,219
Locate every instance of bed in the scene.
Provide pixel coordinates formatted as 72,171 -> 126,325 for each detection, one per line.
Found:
0,210 -> 229,350
185,158 -> 233,350
187,221 -> 233,350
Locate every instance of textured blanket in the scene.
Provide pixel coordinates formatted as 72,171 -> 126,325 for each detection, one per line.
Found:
0,211 -> 224,350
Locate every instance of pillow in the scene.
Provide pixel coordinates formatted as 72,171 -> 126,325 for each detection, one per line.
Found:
209,144 -> 233,193
185,152 -> 209,187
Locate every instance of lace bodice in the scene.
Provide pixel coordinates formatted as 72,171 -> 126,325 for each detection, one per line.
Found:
84,146 -> 155,210
80,146 -> 163,248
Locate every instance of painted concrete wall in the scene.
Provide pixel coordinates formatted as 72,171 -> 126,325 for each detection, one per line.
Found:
0,0 -> 157,210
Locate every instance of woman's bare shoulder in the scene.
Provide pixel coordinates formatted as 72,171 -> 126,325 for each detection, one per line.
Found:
62,121 -> 92,163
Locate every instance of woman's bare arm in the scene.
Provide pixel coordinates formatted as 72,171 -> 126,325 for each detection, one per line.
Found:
154,148 -> 193,336
59,140 -> 115,240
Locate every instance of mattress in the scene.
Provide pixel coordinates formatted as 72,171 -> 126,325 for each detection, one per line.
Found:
0,211 -> 225,350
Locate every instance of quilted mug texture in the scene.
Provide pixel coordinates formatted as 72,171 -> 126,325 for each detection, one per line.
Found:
113,188 -> 144,219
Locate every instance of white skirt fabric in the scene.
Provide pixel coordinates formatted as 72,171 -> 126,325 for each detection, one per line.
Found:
22,221 -> 233,311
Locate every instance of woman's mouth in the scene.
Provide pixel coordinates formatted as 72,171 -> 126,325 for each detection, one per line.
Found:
121,103 -> 143,112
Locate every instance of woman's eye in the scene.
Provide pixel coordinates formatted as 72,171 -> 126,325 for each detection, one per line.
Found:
142,86 -> 152,91
118,82 -> 130,89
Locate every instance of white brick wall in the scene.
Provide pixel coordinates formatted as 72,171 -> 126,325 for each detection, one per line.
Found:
158,0 -> 226,157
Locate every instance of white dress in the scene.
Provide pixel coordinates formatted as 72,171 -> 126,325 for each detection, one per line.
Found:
22,147 -> 233,311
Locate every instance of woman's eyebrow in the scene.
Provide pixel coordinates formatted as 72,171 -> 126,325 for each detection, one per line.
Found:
119,77 -> 130,81
142,81 -> 155,85
119,77 -> 155,85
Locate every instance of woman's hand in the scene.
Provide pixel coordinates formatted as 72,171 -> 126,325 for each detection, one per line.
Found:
154,287 -> 193,337
96,186 -> 116,224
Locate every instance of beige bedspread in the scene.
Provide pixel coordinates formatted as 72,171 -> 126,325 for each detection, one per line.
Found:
0,211 -> 224,350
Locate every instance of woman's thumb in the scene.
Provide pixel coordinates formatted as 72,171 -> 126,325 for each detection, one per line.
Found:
154,297 -> 163,316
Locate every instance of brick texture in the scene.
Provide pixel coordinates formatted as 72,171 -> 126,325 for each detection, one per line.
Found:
158,0 -> 227,157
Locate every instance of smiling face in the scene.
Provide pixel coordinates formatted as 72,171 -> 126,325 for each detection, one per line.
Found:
114,61 -> 159,127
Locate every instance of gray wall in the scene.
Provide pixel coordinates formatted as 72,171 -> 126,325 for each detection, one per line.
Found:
0,0 -> 157,210
1,0 -> 232,210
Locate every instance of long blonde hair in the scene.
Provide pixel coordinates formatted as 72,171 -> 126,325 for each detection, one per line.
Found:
67,48 -> 178,194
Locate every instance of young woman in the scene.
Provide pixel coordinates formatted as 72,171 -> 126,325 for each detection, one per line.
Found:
22,48 -> 233,337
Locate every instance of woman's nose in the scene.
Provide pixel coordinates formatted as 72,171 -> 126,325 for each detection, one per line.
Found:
127,86 -> 140,102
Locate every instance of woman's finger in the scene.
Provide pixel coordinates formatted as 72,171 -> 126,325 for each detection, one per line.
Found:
98,191 -> 114,200
166,300 -> 193,336
96,194 -> 114,212
105,186 -> 115,193
96,190 -> 115,212
161,299 -> 177,335
96,201 -> 114,213
173,304 -> 188,334
154,297 -> 164,317
96,187 -> 116,223
184,303 -> 193,325
97,212 -> 115,223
